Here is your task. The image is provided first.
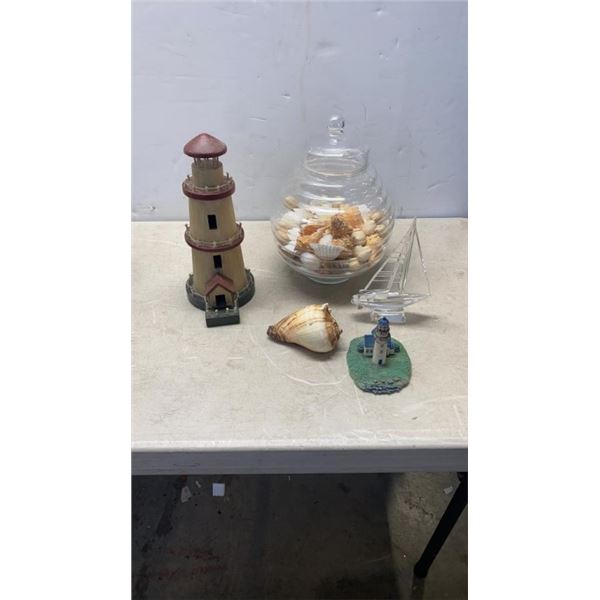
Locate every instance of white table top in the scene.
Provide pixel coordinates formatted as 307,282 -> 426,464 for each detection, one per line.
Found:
132,219 -> 467,474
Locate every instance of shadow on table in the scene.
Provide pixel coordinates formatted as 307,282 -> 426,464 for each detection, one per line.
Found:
347,311 -> 439,327
277,267 -> 373,306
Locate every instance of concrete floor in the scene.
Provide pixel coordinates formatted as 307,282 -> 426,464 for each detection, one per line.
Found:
132,473 -> 467,599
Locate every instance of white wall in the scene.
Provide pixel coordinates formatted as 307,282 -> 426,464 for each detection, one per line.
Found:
132,0 -> 467,220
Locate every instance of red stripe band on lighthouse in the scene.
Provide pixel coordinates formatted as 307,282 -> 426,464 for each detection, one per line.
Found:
184,224 -> 245,253
183,177 -> 235,201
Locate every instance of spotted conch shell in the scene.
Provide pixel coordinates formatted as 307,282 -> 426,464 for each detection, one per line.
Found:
330,215 -> 353,239
266,303 -> 342,353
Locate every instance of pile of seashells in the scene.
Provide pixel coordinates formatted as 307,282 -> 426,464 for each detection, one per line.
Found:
273,195 -> 394,279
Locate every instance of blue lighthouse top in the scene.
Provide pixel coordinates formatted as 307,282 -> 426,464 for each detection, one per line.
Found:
357,316 -> 400,354
374,317 -> 390,336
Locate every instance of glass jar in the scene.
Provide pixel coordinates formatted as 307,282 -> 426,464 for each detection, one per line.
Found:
271,115 -> 394,284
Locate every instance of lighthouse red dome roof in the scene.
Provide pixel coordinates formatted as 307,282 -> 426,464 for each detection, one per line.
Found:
184,133 -> 227,158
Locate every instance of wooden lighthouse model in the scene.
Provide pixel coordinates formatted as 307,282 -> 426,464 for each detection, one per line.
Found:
182,133 -> 255,327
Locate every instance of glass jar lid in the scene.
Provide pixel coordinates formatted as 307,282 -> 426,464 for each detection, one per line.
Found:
304,115 -> 369,177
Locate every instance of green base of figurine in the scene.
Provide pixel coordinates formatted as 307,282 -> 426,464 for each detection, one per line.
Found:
346,337 -> 412,395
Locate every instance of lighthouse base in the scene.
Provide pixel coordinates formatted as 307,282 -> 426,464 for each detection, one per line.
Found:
185,270 -> 255,327
347,336 -> 412,394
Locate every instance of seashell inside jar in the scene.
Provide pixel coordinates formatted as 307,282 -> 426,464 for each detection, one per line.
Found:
271,115 -> 394,284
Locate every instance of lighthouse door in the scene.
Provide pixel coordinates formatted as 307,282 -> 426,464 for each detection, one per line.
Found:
215,294 -> 227,309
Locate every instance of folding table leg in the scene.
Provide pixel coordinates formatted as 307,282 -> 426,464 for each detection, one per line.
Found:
413,472 -> 467,579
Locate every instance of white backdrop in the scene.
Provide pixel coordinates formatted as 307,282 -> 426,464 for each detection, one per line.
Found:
132,0 -> 467,220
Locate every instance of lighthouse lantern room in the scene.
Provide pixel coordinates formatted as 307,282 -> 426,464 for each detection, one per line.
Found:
182,133 -> 255,327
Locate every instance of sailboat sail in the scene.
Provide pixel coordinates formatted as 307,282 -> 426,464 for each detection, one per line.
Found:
351,218 -> 430,320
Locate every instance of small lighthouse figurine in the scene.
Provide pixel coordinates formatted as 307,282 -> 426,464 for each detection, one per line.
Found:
372,317 -> 391,366
182,133 -> 255,327
347,317 -> 412,394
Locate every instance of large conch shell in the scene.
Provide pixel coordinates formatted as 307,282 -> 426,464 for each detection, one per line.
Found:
267,303 -> 342,353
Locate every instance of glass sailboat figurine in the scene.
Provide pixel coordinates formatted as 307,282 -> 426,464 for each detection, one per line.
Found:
351,218 -> 430,323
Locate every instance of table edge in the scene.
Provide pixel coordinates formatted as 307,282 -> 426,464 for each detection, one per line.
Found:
132,446 -> 468,475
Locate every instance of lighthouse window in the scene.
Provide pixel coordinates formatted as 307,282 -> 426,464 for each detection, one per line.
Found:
207,214 -> 218,230
213,255 -> 223,269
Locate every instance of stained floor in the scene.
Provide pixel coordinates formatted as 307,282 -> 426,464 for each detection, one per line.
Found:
132,473 -> 467,599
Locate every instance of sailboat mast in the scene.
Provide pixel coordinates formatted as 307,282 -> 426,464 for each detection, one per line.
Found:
386,239 -> 407,290
398,219 -> 416,292
361,219 -> 416,293
385,218 -> 416,291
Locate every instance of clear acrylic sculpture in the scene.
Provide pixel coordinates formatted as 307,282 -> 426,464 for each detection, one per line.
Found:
351,218 -> 430,323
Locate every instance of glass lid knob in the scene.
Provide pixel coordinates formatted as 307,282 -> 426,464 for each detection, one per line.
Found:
328,115 -> 345,144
